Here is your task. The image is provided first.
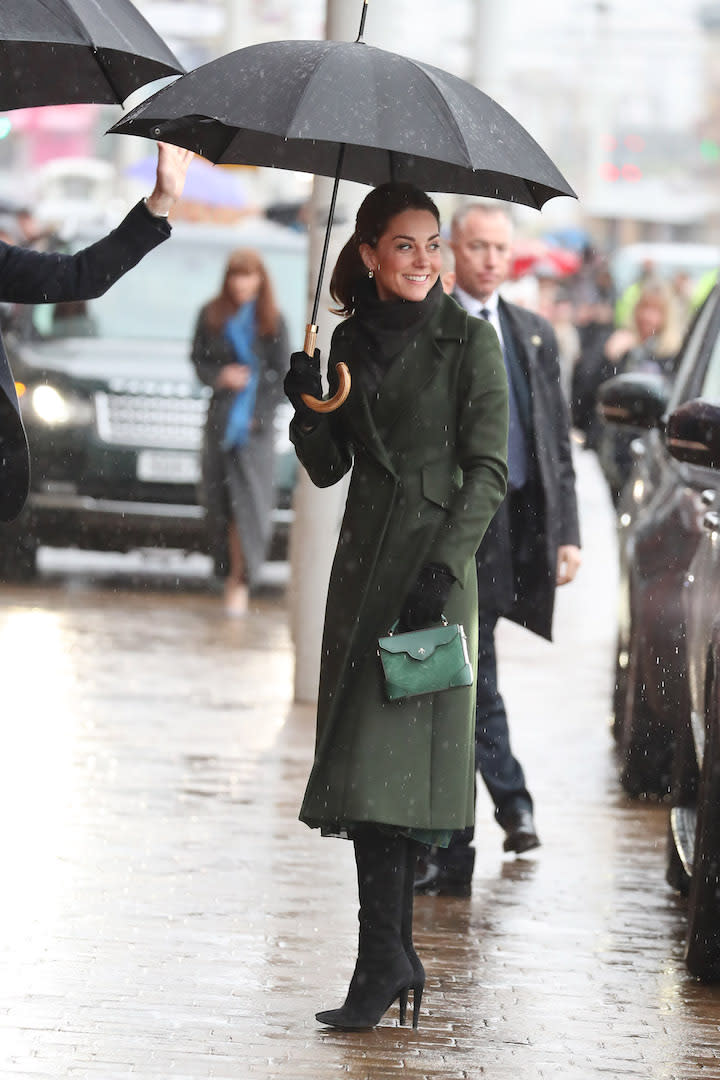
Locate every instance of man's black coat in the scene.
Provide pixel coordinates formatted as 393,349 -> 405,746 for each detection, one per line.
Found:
474,296 -> 580,641
0,201 -> 171,522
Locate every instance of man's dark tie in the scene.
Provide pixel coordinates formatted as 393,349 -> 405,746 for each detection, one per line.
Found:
478,307 -> 527,490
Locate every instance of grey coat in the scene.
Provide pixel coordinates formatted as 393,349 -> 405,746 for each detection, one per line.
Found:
191,308 -> 288,587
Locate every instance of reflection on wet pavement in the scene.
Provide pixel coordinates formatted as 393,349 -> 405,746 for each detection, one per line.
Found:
1,454 -> 720,1078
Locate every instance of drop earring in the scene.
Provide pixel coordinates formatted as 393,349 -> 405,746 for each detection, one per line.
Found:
368,269 -> 374,279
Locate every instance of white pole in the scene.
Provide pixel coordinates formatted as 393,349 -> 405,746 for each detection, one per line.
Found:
288,0 -> 366,703
225,0 -> 256,51
470,0 -> 512,97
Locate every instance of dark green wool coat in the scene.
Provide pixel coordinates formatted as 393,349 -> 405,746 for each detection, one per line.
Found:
292,294 -> 509,834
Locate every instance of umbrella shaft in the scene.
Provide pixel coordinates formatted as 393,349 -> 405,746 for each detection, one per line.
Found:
310,143 -> 346,327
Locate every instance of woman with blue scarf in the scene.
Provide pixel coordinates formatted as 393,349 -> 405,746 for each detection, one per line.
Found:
191,249 -> 288,614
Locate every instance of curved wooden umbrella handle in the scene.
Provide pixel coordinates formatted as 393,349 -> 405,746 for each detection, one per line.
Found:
299,323 -> 351,414
301,363 -> 351,413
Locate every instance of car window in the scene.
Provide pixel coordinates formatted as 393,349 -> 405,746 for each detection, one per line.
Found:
700,315 -> 720,402
30,230 -> 307,347
666,289 -> 720,410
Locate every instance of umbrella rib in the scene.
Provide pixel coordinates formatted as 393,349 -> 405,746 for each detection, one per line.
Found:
41,0 -> 93,46
34,0 -> 127,103
404,58 -> 475,172
286,45 -> 339,147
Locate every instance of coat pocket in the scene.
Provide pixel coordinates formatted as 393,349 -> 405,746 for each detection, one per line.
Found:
421,458 -> 457,509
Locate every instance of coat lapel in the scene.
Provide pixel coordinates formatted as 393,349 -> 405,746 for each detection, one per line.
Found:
499,299 -> 540,388
333,295 -> 469,472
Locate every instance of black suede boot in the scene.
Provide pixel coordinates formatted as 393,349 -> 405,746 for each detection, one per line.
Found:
401,841 -> 425,1028
316,827 -> 414,1030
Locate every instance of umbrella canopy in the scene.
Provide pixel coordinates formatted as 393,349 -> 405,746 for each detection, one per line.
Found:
125,155 -> 249,209
0,0 -> 183,110
111,39 -> 574,209
111,21 -> 575,412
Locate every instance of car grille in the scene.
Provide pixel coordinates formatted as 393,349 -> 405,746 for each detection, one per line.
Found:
95,391 -> 208,450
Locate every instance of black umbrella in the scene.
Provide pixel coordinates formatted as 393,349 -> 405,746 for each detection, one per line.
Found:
0,0 -> 183,110
111,1 -> 576,411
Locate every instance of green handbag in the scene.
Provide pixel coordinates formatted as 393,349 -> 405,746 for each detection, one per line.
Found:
377,617 -> 474,702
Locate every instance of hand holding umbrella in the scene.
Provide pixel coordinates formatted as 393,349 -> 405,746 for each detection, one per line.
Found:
144,142 -> 195,218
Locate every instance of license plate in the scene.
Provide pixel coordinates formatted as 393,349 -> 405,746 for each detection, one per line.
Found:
136,450 -> 200,484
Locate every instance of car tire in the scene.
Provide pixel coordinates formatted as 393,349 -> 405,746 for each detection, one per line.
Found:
0,525 -> 38,582
686,655 -> 720,980
618,624 -> 672,799
611,632 -> 629,743
666,819 -> 690,896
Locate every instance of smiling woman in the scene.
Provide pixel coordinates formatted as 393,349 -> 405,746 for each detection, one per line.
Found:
283,181 -> 509,1031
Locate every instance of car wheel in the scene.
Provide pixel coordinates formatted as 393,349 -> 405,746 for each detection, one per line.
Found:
0,526 -> 38,582
666,819 -> 690,896
611,632 -> 629,743
686,656 -> 720,980
618,624 -> 672,799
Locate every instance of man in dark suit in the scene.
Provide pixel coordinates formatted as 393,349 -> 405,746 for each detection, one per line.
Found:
0,142 -> 192,523
416,201 -> 581,894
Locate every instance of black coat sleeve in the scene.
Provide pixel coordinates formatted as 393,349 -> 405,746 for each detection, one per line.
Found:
533,312 -> 581,549
0,201 -> 170,305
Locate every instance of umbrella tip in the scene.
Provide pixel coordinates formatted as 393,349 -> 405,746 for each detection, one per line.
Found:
355,0 -> 369,43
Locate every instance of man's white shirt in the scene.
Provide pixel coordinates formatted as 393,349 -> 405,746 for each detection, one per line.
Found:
454,284 -> 504,352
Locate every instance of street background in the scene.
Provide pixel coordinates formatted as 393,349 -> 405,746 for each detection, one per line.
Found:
3,1 -> 720,1076
3,448 -> 720,1079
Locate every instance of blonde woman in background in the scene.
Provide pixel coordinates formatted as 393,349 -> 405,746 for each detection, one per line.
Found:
598,280 -> 683,504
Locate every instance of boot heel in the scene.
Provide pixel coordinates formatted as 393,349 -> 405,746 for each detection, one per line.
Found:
398,986 -> 409,1026
412,983 -> 423,1029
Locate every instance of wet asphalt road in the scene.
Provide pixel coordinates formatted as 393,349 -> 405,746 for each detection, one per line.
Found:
2,449 -> 720,1080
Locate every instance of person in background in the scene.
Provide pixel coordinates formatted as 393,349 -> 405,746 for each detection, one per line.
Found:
191,249 -> 288,616
597,279 -> 682,504
668,269 -> 694,336
571,298 -> 616,450
0,142 -> 193,524
415,199 -> 581,895
615,257 -> 656,330
439,240 -> 456,294
549,288 -> 581,406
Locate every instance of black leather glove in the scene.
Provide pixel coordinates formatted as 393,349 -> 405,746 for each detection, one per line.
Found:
397,563 -> 455,632
284,349 -> 323,427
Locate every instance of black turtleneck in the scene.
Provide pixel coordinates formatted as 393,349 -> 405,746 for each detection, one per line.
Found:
352,276 -> 443,395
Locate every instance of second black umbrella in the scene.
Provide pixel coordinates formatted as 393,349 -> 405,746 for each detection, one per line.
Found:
0,0 -> 183,110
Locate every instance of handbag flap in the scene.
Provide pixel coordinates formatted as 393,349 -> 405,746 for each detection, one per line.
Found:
378,623 -> 462,661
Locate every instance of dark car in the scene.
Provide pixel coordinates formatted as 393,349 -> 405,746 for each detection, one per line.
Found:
598,285 -> 720,979
663,396 -> 720,980
0,217 -> 306,580
597,286 -> 720,798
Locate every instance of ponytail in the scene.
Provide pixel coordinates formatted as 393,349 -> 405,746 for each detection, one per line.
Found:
329,233 -> 366,317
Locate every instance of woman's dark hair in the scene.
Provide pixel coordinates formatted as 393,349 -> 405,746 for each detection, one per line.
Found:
203,248 -> 281,337
330,183 -> 440,316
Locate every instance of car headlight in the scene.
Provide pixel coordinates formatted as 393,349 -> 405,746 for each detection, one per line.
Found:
29,384 -> 94,427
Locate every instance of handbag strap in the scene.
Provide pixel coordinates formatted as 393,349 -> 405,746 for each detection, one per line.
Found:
386,614 -> 448,636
